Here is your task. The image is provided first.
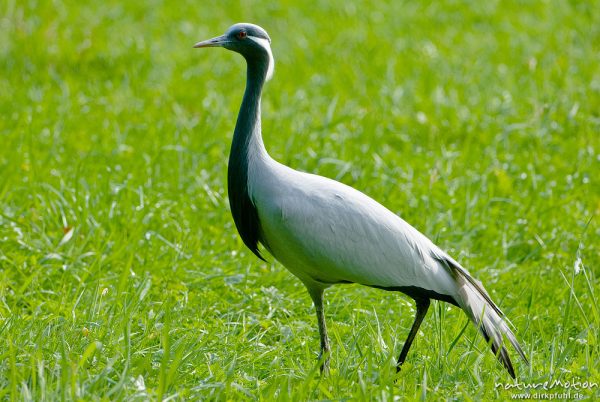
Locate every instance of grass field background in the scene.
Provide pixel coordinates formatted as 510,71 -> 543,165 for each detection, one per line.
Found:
1,0 -> 599,400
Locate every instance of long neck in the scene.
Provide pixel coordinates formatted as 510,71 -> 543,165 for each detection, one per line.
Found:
227,57 -> 270,260
230,61 -> 268,161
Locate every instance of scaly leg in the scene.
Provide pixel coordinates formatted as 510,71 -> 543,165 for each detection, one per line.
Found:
397,298 -> 430,372
307,286 -> 330,374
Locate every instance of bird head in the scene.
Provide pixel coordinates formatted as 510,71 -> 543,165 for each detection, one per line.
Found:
194,23 -> 274,81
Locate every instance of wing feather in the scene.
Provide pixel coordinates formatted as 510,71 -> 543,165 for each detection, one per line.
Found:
252,165 -> 457,297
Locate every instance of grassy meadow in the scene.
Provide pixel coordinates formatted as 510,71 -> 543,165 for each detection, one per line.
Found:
1,0 -> 599,400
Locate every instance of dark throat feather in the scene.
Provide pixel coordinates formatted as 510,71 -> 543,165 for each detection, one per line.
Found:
227,61 -> 268,261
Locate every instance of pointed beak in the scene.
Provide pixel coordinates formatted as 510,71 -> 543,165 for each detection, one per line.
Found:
193,34 -> 228,48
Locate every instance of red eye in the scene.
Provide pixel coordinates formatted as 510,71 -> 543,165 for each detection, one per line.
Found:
237,31 -> 247,40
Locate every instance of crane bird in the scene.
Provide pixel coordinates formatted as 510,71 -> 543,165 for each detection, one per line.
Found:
194,23 -> 528,378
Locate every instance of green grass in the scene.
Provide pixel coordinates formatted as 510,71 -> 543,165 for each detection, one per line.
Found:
1,0 -> 599,400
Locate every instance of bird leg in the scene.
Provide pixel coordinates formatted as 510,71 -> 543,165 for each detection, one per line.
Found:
397,298 -> 430,372
308,287 -> 330,374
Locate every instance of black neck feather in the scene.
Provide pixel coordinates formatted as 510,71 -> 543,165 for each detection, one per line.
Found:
227,59 -> 269,260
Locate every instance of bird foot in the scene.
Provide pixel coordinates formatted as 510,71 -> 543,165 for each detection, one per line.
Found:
318,350 -> 330,375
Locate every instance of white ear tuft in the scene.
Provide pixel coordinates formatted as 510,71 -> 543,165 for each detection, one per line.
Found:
248,36 -> 275,81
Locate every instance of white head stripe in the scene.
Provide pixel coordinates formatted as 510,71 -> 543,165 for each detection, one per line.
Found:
248,36 -> 274,81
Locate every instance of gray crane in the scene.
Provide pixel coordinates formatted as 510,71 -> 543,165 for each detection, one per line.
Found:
194,23 -> 528,378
